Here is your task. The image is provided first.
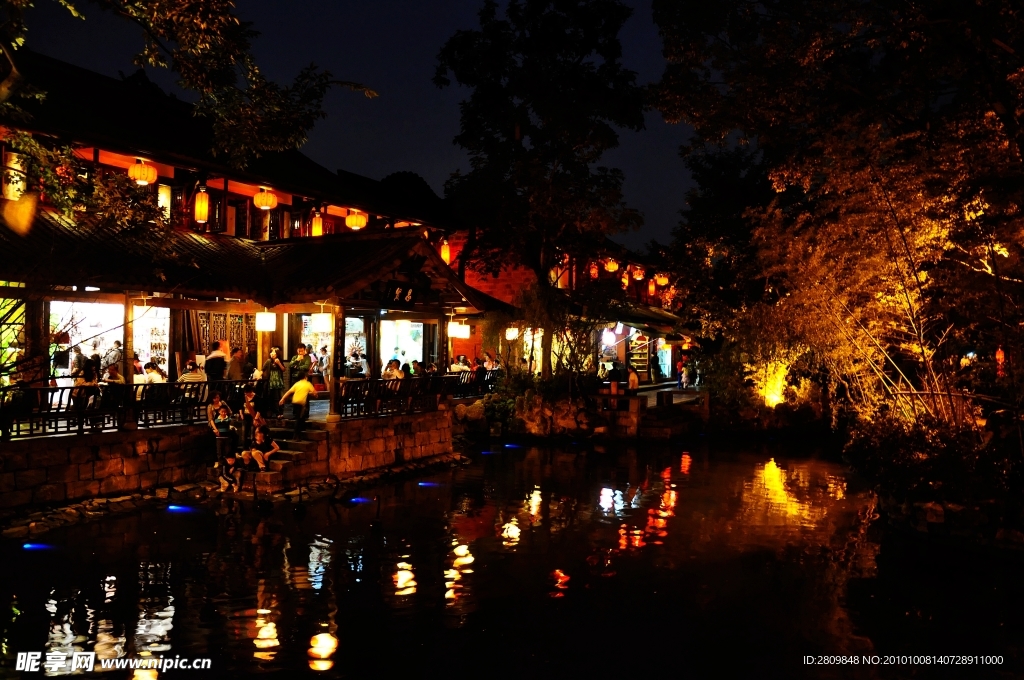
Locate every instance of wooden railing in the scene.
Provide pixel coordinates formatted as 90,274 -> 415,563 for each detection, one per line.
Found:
0,379 -> 261,440
334,376 -> 460,418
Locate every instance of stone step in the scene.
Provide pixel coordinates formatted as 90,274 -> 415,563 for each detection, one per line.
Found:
268,460 -> 293,475
267,426 -> 329,442
272,450 -> 306,463
267,418 -> 330,432
267,435 -> 320,452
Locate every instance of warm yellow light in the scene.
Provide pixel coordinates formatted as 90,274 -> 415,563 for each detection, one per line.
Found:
501,520 -> 521,545
604,258 -> 619,273
621,271 -> 629,289
309,660 -> 334,671
448,321 -> 470,339
441,239 -> 451,264
253,187 -> 278,210
194,186 -> 209,224
310,312 -> 332,333
655,273 -> 669,286
648,279 -> 656,296
311,210 -> 323,236
257,623 -> 278,639
308,633 -> 338,659
128,159 -> 157,186
505,327 -> 520,341
2,191 -> 37,236
396,569 -> 416,589
255,312 -> 276,332
589,262 -> 599,279
633,267 -> 645,280
345,210 -> 367,230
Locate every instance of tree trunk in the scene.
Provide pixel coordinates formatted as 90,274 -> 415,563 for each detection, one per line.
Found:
541,327 -> 553,380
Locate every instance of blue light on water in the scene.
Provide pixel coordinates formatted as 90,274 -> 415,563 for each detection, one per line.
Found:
504,444 -> 522,449
349,497 -> 372,504
167,505 -> 196,513
418,482 -> 441,487
481,450 -> 497,455
22,543 -> 51,550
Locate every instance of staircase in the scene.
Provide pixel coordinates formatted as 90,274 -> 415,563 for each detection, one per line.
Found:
207,418 -> 330,495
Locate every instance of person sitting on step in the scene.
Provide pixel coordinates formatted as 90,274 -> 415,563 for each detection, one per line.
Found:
245,425 -> 280,472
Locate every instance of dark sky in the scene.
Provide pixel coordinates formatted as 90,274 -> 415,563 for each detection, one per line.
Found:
25,0 -> 693,250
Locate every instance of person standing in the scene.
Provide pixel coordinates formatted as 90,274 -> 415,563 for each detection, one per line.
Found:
288,345 -> 312,386
227,347 -> 245,382
627,365 -> 640,392
676,358 -> 685,389
101,340 -> 123,372
70,345 -> 86,378
279,370 -> 315,440
205,341 -> 228,381
263,347 -> 286,415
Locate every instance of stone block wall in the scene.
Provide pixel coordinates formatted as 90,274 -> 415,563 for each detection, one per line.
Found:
0,425 -> 213,508
326,409 -> 453,477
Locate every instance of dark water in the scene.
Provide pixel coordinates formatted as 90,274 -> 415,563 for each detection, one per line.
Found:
1,442 -> 1023,679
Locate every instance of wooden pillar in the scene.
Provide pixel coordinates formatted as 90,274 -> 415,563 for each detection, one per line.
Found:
326,304 -> 344,422
22,289 -> 48,385
122,295 -> 138,429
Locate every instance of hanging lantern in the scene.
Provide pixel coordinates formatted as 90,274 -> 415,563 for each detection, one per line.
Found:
311,210 -> 323,237
633,266 -> 645,280
255,311 -> 276,332
588,262 -> 599,279
648,279 -> 656,296
310,312 -> 332,333
253,188 -> 278,211
604,258 -> 619,273
655,273 -> 669,286
441,239 -> 451,264
505,327 -> 520,341
194,186 -> 209,224
345,210 -> 368,230
128,159 -> 157,186
447,321 -> 470,339
621,271 -> 629,289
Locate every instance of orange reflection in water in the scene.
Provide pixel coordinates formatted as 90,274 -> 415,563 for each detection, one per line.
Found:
680,454 -> 691,475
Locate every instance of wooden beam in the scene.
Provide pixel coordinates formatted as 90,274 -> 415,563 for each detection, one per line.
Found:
0,285 -> 124,304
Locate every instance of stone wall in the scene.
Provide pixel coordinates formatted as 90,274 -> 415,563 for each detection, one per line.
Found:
0,424 -> 213,508
327,409 -> 452,476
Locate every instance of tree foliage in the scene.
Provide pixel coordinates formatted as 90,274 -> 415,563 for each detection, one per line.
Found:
654,0 -> 1024,430
435,0 -> 645,278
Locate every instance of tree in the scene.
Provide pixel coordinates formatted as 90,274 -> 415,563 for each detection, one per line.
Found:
653,0 -> 1024,429
435,0 -> 645,378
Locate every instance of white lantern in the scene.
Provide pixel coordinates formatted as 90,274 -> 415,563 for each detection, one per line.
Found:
255,312 -> 276,332
310,312 -> 333,333
447,321 -> 471,339
505,327 -> 520,341
601,330 -> 616,347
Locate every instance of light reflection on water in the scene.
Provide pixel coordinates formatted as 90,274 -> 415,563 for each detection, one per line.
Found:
1,442 -> 1022,676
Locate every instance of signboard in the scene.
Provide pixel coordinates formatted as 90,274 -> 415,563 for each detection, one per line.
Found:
380,281 -> 421,310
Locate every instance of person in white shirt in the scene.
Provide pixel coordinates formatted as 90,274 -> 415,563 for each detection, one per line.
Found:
382,359 -> 405,380
450,356 -> 471,373
143,362 -> 167,383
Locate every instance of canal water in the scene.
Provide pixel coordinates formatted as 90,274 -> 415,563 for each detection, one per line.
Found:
1,442 -> 1022,679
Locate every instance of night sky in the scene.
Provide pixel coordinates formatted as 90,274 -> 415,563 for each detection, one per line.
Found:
25,0 -> 693,250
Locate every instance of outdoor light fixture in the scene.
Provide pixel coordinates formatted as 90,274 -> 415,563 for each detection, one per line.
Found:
447,321 -> 470,339
441,239 -> 451,264
310,304 -> 333,333
589,262 -> 599,279
655,273 -> 669,286
345,210 -> 367,230
621,271 -> 629,289
311,209 -> 323,237
602,329 -> 616,347
633,266 -> 645,281
255,310 -> 276,332
505,327 -> 520,341
194,186 -> 209,224
128,159 -> 157,186
604,258 -> 619,273
648,279 -> 656,296
254,188 -> 278,210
